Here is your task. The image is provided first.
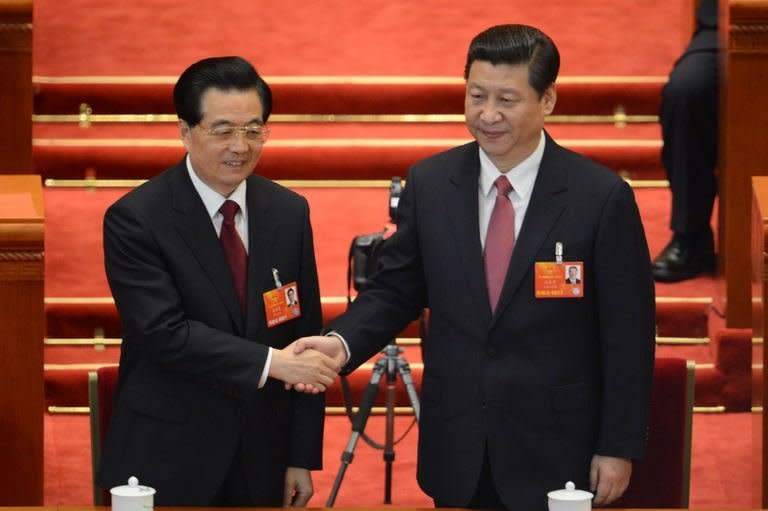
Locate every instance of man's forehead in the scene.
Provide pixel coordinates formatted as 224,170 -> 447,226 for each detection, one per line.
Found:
199,87 -> 263,121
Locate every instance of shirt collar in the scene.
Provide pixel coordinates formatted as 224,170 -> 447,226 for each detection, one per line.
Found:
479,130 -> 545,200
186,154 -> 248,219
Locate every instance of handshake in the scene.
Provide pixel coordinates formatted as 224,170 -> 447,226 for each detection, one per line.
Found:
268,335 -> 349,393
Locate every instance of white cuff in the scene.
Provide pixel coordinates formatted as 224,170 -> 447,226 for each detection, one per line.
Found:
258,347 -> 273,388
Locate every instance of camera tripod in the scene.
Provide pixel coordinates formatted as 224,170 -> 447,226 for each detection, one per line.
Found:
326,342 -> 421,506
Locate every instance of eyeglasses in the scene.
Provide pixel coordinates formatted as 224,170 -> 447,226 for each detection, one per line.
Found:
199,124 -> 270,143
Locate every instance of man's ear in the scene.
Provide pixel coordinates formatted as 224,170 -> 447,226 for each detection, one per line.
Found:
541,84 -> 557,115
179,120 -> 191,150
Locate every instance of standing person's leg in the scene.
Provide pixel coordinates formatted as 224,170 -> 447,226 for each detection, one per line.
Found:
653,48 -> 718,282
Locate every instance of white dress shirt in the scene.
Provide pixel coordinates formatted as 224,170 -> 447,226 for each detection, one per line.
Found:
478,130 -> 545,248
186,156 -> 271,388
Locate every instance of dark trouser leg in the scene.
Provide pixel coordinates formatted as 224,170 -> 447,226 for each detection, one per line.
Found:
434,445 -> 505,510
210,445 -> 255,507
653,44 -> 718,281
660,48 -> 718,237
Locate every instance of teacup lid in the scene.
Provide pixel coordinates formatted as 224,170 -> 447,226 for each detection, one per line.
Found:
110,476 -> 156,497
547,481 -> 593,501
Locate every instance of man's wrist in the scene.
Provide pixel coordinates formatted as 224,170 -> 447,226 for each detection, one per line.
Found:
325,331 -> 351,364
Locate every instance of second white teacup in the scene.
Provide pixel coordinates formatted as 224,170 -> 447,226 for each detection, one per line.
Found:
547,481 -> 593,511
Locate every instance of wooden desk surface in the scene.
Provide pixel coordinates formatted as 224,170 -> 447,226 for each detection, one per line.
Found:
0,175 -> 43,221
0,508 -> 762,511
0,508 -> 477,511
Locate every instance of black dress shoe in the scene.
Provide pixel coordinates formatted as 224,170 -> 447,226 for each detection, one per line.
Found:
652,232 -> 716,282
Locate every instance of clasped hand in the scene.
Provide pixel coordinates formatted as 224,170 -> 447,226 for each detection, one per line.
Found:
269,336 -> 346,393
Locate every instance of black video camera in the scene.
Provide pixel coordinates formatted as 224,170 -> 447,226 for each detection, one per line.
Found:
348,177 -> 402,293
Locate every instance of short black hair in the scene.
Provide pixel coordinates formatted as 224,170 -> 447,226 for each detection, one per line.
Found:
464,24 -> 560,96
173,56 -> 272,126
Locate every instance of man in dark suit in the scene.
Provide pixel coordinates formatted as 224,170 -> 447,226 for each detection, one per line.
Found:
294,25 -> 655,511
97,57 -> 339,507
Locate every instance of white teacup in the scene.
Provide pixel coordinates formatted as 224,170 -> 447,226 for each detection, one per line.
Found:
111,476 -> 156,511
547,481 -> 593,511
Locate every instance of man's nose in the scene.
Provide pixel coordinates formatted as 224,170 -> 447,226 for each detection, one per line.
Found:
228,131 -> 249,152
479,101 -> 502,123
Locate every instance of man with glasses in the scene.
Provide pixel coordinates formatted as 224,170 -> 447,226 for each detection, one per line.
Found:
98,56 -> 338,506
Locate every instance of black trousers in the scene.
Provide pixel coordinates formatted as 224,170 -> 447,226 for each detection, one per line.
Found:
660,29 -> 718,236
434,446 -> 505,510
210,446 -> 255,507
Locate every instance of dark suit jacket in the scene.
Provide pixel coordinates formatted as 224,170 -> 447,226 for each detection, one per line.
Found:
328,135 -> 655,511
97,160 -> 324,505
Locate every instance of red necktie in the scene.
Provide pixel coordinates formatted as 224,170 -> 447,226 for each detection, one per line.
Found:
484,176 -> 515,312
219,200 -> 248,316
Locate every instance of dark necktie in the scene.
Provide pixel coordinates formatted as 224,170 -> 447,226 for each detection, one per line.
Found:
484,176 -> 515,312
219,200 -> 248,316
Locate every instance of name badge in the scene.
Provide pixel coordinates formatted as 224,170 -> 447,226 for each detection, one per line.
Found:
534,262 -> 584,299
263,281 -> 301,327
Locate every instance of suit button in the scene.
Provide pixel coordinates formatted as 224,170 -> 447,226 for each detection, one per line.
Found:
487,345 -> 497,356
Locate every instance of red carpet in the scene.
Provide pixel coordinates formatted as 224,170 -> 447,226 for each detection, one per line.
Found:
43,412 -> 758,508
33,1 -> 692,77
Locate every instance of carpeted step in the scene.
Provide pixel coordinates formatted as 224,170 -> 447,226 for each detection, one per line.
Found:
33,119 -> 663,139
33,139 -> 664,181
656,301 -> 710,338
33,79 -> 664,116
33,121 -> 666,181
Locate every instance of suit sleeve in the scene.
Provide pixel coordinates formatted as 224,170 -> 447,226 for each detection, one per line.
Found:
104,200 -> 268,398
593,180 -> 656,460
288,199 -> 325,469
327,168 -> 428,371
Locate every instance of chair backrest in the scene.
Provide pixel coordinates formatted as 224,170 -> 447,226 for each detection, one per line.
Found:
88,365 -> 119,506
611,357 -> 694,508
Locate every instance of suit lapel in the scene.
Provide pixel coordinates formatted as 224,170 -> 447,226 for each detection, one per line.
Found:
445,143 -> 493,326
245,176 -> 279,339
169,163 -> 245,333
490,134 -> 568,328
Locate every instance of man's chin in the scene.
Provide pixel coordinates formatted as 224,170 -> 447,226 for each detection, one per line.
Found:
476,141 -> 509,158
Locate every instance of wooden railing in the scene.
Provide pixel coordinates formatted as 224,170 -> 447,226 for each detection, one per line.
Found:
0,1 -> 32,173
0,176 -> 44,504
720,0 -> 768,327
752,177 -> 768,506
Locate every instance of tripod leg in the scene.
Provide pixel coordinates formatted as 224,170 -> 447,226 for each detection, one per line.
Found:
397,359 -> 421,421
383,354 -> 397,503
326,361 -> 385,507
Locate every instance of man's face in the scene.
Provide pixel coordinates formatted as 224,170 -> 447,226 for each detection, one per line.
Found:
465,61 -> 556,171
180,87 -> 265,196
569,267 -> 578,279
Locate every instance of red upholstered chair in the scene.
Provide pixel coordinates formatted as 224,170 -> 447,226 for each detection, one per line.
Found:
88,365 -> 119,505
610,357 -> 694,508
